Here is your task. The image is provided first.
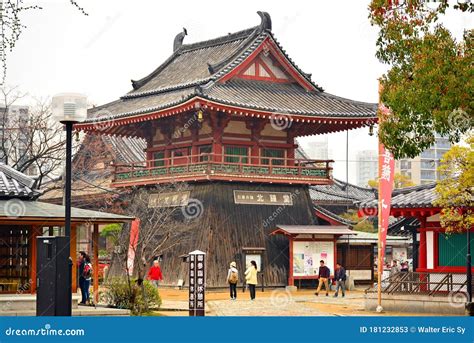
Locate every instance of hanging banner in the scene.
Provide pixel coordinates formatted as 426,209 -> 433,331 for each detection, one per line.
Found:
377,143 -> 395,273
127,218 -> 140,275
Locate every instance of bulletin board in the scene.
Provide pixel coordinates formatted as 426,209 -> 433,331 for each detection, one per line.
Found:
293,241 -> 334,277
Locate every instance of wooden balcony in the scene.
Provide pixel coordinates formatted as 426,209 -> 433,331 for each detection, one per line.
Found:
111,154 -> 333,187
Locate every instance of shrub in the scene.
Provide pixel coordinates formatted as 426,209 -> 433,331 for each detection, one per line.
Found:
101,277 -> 161,315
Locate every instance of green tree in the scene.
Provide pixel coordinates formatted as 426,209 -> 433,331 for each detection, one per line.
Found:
340,209 -> 377,233
369,0 -> 473,159
368,172 -> 415,188
434,135 -> 473,234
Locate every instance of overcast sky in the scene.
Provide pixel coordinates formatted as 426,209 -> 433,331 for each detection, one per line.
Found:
10,0 -> 471,183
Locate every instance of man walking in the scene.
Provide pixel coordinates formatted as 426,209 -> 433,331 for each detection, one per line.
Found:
333,262 -> 346,298
315,260 -> 330,297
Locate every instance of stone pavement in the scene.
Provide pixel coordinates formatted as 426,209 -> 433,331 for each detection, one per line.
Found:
157,289 -> 447,316
206,290 -> 364,316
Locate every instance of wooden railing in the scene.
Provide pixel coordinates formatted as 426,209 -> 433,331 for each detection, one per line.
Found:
111,153 -> 333,186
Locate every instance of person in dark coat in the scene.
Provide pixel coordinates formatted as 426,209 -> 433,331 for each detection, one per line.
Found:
315,260 -> 330,296
78,251 -> 89,305
333,262 -> 346,297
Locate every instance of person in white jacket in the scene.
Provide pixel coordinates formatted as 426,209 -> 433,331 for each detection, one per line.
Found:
227,261 -> 239,300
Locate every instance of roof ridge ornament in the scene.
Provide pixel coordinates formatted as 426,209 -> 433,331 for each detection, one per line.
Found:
173,27 -> 188,52
257,11 -> 272,32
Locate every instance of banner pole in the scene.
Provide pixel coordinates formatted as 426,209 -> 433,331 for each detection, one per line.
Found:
376,144 -> 383,312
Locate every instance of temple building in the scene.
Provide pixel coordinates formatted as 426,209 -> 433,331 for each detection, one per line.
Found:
74,11 -> 378,287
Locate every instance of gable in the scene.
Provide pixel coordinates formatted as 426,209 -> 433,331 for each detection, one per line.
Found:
219,37 -> 316,91
237,51 -> 293,83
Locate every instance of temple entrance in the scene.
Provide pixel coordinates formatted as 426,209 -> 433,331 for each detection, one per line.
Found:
0,225 -> 30,293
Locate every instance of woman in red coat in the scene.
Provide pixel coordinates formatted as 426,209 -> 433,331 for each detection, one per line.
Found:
147,260 -> 163,287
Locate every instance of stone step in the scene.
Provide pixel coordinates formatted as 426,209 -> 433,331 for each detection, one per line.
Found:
0,294 -> 81,311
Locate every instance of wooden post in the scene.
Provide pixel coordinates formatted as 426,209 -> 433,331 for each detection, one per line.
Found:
70,224 -> 77,293
29,226 -> 40,294
288,236 -> 294,286
93,223 -> 99,304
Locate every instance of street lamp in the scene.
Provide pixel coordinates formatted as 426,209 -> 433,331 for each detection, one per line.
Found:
52,93 -> 87,316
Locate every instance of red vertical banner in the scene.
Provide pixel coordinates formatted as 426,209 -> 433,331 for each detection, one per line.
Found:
127,218 -> 140,275
377,143 -> 395,274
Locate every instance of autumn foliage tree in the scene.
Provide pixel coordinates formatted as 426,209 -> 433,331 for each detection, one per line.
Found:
369,0 -> 473,159
434,135 -> 473,234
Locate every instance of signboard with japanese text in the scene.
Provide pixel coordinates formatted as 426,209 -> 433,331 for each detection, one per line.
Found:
377,143 -> 395,274
148,191 -> 190,208
233,190 -> 294,206
188,250 -> 206,316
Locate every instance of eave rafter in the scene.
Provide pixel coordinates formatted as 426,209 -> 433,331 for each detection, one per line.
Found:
76,97 -> 377,139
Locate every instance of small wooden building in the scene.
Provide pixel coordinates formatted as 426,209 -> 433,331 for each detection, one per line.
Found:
360,183 -> 473,274
0,163 -> 134,297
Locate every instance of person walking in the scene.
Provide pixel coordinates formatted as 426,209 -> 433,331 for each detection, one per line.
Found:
333,262 -> 346,298
245,261 -> 258,301
81,255 -> 93,305
315,260 -> 330,297
147,260 -> 163,288
78,251 -> 89,305
227,261 -> 239,300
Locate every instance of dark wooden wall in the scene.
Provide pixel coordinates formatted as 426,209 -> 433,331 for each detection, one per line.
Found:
158,181 -> 318,287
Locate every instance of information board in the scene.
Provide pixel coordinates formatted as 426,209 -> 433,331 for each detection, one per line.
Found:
293,241 -> 334,277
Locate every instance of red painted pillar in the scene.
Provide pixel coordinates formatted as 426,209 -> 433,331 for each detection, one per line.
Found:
93,224 -> 99,304
288,237 -> 294,286
418,229 -> 427,270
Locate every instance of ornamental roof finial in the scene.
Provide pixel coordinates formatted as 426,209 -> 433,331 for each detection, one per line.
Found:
173,27 -> 188,52
257,11 -> 272,32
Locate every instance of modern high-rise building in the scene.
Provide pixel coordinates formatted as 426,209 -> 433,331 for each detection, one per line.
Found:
300,136 -> 330,160
0,104 -> 36,175
395,134 -> 451,185
355,149 -> 378,187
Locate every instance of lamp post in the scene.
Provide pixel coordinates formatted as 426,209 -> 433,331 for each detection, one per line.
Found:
52,93 -> 87,316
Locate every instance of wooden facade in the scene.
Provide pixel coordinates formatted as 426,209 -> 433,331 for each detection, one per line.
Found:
156,182 -> 316,287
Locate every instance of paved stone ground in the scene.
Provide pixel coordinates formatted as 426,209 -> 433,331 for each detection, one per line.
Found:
206,291 -> 364,316
157,289 -> 447,316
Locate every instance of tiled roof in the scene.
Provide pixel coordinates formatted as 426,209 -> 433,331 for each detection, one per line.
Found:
310,179 -> 376,204
204,79 -> 377,117
84,12 -> 377,125
359,183 -> 437,209
103,135 -> 146,164
0,163 -> 41,199
271,225 -> 355,236
0,200 -> 133,222
313,204 -> 356,226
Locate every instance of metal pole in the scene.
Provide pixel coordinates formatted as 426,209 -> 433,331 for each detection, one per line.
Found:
64,121 -> 73,316
466,228 -> 473,316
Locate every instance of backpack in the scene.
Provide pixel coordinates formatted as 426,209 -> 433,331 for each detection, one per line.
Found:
228,269 -> 238,284
83,263 -> 93,279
